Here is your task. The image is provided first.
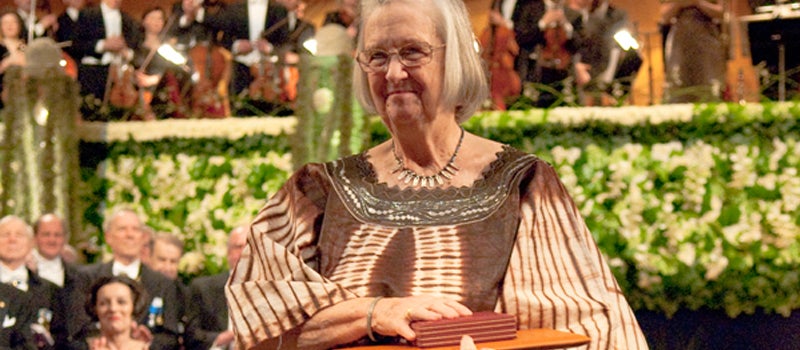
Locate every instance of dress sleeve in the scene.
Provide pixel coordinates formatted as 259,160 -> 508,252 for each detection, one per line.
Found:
499,160 -> 648,349
226,164 -> 359,349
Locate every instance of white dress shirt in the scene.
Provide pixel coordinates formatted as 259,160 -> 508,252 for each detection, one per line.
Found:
112,260 -> 141,279
34,251 -> 65,287
0,264 -> 29,291
235,0 -> 270,66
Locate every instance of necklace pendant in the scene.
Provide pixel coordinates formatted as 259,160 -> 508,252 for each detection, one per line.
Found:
434,175 -> 444,186
412,175 -> 420,187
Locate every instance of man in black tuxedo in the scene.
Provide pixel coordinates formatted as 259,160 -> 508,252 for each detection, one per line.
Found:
71,0 -> 143,101
185,226 -> 248,349
204,0 -> 289,96
167,0 -> 214,53
76,209 -> 185,349
14,0 -> 58,40
55,0 -> 86,59
0,215 -> 60,350
30,213 -> 88,348
0,283 -> 36,349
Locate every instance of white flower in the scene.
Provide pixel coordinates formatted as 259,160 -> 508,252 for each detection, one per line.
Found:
313,88 -> 334,114
179,251 -> 206,274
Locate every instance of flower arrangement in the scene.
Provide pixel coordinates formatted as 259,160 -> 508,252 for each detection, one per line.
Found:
75,102 -> 800,316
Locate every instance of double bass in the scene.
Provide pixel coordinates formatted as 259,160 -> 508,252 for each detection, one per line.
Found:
479,0 -> 521,110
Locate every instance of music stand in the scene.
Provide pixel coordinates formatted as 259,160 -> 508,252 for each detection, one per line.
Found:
740,3 -> 800,101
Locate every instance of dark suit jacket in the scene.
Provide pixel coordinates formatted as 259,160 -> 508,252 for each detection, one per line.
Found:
45,261 -> 88,348
76,262 -> 186,350
22,270 -> 60,350
167,2 -> 213,50
185,272 -> 229,349
512,0 -> 582,83
56,11 -> 80,58
0,283 -> 36,349
71,6 -> 143,63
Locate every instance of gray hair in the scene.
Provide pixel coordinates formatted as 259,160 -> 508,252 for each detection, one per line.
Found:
102,208 -> 142,233
0,215 -> 34,238
353,0 -> 488,123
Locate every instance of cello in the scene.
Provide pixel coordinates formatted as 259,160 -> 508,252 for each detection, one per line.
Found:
539,0 -> 572,71
479,0 -> 521,110
189,42 -> 228,118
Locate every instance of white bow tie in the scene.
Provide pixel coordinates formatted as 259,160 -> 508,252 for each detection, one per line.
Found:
112,264 -> 139,279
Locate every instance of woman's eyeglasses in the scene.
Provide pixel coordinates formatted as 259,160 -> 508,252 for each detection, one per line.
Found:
356,43 -> 446,73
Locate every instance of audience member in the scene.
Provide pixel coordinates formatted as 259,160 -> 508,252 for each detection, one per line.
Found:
83,276 -> 150,350
72,0 -> 143,102
185,225 -> 247,350
0,215 -> 60,350
31,214 -> 88,347
14,0 -> 58,40
203,0 -> 289,96
147,232 -> 184,281
660,0 -> 726,102
139,226 -> 154,266
1,282 -> 36,348
76,209 -> 185,350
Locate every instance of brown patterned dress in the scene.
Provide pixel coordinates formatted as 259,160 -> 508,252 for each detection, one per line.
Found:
227,146 -> 648,349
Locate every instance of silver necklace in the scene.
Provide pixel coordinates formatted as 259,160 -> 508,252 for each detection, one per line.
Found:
391,127 -> 465,188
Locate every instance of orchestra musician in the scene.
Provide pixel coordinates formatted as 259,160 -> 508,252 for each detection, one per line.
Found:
134,6 -> 185,120
167,0 -> 213,53
203,0 -> 289,100
571,0 -> 638,105
71,0 -> 143,107
55,0 -> 85,59
324,0 -> 359,41
14,0 -> 58,40
274,0 -> 315,106
508,0 -> 587,108
0,10 -> 26,109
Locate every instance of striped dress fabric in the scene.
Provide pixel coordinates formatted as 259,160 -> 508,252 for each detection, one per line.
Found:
226,146 -> 648,349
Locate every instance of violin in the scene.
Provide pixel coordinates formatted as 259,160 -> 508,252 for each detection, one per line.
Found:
189,43 -> 228,118
540,1 -> 572,71
479,0 -> 521,110
248,53 -> 281,102
107,62 -> 138,109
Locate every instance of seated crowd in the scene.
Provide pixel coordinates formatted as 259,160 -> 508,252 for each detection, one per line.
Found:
0,211 -> 248,349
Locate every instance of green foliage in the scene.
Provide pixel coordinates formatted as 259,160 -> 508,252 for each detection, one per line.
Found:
81,102 -> 800,317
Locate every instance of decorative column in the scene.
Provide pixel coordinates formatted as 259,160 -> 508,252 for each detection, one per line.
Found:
0,38 -> 82,243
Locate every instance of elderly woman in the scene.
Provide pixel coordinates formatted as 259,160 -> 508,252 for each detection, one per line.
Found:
227,0 -> 648,349
83,276 -> 150,350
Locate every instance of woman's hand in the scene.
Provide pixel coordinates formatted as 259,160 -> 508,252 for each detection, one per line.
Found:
370,296 -> 472,341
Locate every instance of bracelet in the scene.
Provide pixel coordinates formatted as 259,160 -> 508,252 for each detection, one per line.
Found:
366,296 -> 384,342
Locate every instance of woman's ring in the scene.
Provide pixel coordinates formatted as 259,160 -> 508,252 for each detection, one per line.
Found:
405,308 -> 413,320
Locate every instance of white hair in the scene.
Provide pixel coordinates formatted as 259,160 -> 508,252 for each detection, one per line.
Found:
353,0 -> 488,123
